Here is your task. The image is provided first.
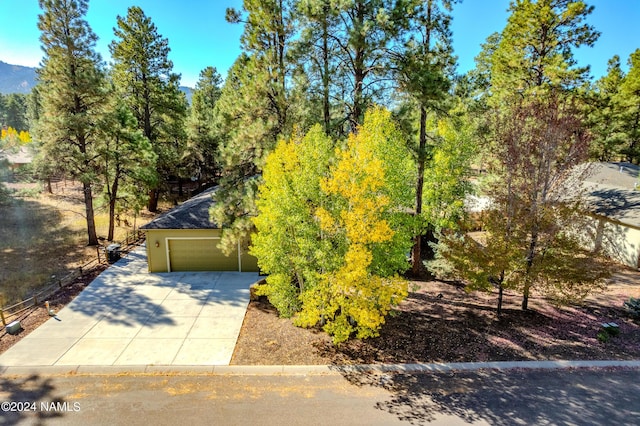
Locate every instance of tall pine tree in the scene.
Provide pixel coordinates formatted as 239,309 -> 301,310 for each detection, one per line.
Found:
110,6 -> 187,212
185,66 -> 223,185
616,49 -> 640,164
490,0 -> 598,98
588,55 -> 625,161
212,0 -> 296,253
394,0 -> 459,276
98,94 -> 157,241
37,0 -> 105,245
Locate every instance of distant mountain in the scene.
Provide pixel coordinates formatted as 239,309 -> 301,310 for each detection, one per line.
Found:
0,61 -> 37,94
179,86 -> 193,104
0,60 -> 194,103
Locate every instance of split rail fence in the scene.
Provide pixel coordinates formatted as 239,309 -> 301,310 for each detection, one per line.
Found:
0,230 -> 145,329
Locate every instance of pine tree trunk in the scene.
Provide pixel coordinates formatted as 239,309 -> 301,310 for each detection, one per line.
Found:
148,189 -> 159,213
522,231 -> 538,310
351,1 -> 365,131
496,270 -> 505,316
322,10 -> 330,135
83,181 -> 99,246
521,289 -> 529,311
411,105 -> 428,277
107,179 -> 119,242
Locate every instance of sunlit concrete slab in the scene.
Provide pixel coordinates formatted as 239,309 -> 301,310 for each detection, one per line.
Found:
23,318 -> 99,339
114,338 -> 184,365
198,303 -> 248,320
82,320 -> 145,339
207,288 -> 250,306
137,316 -> 197,339
0,337 -> 80,366
0,247 -> 259,368
179,273 -> 221,289
126,283 -> 174,300
164,286 -> 214,301
187,315 -> 243,339
154,298 -> 206,317
55,338 -> 132,366
172,338 -> 236,365
215,272 -> 260,289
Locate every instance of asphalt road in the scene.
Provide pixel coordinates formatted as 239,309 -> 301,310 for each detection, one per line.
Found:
2,367 -> 639,425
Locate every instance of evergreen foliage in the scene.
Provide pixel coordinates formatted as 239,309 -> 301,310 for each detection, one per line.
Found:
588,55 -> 626,161
98,97 -> 157,241
490,0 -> 599,98
110,6 -> 187,211
391,0 -> 461,276
37,0 -> 105,245
616,49 -> 640,164
212,0 -> 296,253
186,66 -> 223,184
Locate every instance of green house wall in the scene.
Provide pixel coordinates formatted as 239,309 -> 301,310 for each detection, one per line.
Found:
144,229 -> 259,273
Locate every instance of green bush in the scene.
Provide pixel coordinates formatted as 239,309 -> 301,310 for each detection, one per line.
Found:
624,297 -> 640,320
597,330 -> 610,343
14,187 -> 41,198
0,183 -> 12,205
598,322 -> 620,343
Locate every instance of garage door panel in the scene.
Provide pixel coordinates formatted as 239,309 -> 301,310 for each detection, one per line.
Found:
168,239 -> 238,272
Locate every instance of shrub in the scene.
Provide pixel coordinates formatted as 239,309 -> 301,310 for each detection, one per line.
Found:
0,183 -> 12,205
597,330 -> 610,343
598,322 -> 620,343
624,297 -> 640,320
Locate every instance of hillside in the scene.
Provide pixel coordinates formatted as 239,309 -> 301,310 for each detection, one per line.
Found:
0,60 -> 193,102
0,61 -> 37,94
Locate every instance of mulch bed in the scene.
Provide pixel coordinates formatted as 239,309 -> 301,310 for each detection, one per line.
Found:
3,264 -> 638,366
231,269 -> 640,365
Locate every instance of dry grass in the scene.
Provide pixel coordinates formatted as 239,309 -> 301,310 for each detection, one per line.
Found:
0,182 -> 154,304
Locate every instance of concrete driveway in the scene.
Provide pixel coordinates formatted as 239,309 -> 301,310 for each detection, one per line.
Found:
0,247 -> 259,367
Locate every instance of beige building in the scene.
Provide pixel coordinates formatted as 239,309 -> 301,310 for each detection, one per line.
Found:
581,162 -> 640,269
141,187 -> 259,273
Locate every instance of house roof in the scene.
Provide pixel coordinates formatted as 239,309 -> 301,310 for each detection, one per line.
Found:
0,146 -> 33,165
141,186 -> 219,230
582,162 -> 640,229
465,162 -> 640,229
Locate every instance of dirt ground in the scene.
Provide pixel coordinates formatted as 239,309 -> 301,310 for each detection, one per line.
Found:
231,268 -> 640,365
2,263 -> 639,365
0,265 -> 106,354
0,181 -> 153,304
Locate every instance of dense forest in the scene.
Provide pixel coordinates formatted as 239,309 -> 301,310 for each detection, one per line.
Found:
2,0 -> 638,342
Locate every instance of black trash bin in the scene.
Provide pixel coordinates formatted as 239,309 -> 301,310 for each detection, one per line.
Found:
106,243 -> 121,263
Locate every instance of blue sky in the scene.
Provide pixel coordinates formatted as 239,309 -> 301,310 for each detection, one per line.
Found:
0,0 -> 638,87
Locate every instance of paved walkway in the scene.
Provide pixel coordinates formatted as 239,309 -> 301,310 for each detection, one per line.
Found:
0,247 -> 260,368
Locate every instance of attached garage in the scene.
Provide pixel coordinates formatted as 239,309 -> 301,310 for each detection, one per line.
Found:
580,162 -> 640,269
141,188 -> 259,273
168,238 -> 222,272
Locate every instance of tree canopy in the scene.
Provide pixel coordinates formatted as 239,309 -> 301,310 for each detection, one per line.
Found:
110,6 -> 187,212
37,0 -> 105,245
252,107 -> 415,343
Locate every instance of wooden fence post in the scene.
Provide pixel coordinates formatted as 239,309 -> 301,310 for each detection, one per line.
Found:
0,294 -> 5,326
